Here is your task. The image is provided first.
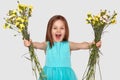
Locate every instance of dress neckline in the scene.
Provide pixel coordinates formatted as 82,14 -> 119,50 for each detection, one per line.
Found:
53,41 -> 68,44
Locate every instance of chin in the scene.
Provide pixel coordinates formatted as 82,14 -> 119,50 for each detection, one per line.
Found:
54,39 -> 63,42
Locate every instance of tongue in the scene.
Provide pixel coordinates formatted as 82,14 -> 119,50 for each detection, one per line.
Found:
56,35 -> 61,39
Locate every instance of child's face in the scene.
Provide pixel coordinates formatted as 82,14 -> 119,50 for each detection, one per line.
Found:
51,20 -> 65,42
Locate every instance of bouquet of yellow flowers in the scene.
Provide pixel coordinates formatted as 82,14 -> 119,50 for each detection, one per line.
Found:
82,10 -> 117,80
3,1 -> 46,80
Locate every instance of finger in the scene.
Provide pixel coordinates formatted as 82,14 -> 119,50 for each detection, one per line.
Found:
96,43 -> 101,48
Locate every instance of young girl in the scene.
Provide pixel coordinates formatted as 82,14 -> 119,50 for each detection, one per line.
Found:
24,15 -> 101,80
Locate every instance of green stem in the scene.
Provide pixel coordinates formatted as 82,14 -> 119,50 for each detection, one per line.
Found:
82,41 -> 101,80
22,29 -> 46,80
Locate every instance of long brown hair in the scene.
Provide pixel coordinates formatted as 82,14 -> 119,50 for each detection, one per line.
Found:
45,15 -> 69,48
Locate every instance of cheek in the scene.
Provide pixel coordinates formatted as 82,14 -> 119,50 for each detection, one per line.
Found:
51,29 -> 55,34
62,30 -> 66,36
51,30 -> 54,37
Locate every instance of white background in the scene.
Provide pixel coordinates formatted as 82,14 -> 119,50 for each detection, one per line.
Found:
0,0 -> 120,80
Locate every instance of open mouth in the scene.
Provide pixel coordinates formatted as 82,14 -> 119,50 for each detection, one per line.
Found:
55,34 -> 62,39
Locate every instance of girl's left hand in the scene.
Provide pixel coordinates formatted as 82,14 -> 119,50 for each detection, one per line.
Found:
96,41 -> 102,48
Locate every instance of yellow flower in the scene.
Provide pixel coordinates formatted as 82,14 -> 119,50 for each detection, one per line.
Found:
87,12 -> 92,20
110,19 -> 116,24
86,21 -> 90,24
10,14 -> 16,17
91,20 -> 95,26
23,16 -> 28,23
3,23 -> 10,29
100,10 -> 107,16
16,17 -> 24,22
8,10 -> 17,16
20,24 -> 25,29
18,29 -> 22,32
87,12 -> 92,16
5,18 -> 10,23
87,17 -> 92,21
17,8 -> 22,13
3,24 -> 7,29
18,4 -> 27,13
25,19 -> 28,23
12,10 -> 17,14
18,4 -> 26,9
97,13 -> 101,18
94,16 -> 99,22
29,5 -> 33,10
15,22 -> 20,26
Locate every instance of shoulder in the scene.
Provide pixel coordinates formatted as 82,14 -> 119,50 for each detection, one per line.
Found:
68,41 -> 74,49
62,41 -> 70,46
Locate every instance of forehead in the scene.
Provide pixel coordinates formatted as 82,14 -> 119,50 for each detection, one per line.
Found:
53,20 -> 65,26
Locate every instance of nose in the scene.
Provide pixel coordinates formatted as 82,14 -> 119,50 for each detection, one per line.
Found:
57,28 -> 61,32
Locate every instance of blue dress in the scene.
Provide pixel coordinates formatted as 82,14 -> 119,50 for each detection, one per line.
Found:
41,41 -> 77,80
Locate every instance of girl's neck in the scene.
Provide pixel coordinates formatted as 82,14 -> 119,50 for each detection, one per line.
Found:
53,40 -> 63,43
54,41 -> 62,43
53,40 -> 68,43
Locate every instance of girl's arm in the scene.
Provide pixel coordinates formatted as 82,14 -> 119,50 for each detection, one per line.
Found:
70,41 -> 101,51
32,42 -> 47,50
24,39 -> 47,50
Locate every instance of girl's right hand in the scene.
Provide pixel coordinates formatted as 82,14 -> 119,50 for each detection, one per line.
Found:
24,39 -> 32,47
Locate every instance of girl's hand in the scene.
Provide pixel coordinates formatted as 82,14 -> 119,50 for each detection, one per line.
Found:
24,39 -> 32,47
95,41 -> 102,48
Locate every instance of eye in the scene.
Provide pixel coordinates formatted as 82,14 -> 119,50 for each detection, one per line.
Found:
60,27 -> 65,30
53,27 -> 57,29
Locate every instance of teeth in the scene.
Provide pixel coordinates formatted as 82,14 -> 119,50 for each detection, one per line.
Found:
55,34 -> 61,38
56,34 -> 61,36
